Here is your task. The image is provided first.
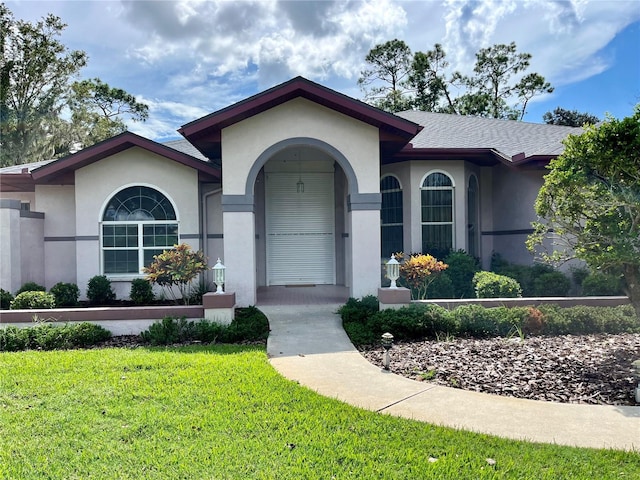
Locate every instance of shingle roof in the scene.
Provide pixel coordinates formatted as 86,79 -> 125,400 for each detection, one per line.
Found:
396,111 -> 582,158
163,139 -> 209,161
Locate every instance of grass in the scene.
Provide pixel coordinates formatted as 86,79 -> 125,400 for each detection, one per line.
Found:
1,346 -> 638,479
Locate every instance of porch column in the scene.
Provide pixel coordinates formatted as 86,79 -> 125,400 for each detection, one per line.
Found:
222,196 -> 256,307
0,200 -> 22,293
348,194 -> 381,299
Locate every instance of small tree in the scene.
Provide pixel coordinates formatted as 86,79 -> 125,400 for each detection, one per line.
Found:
398,253 -> 448,300
528,106 -> 640,318
143,244 -> 209,305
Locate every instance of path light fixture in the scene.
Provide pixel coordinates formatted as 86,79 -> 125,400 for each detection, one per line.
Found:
213,258 -> 226,294
386,254 -> 400,289
633,360 -> 640,403
382,332 -> 394,371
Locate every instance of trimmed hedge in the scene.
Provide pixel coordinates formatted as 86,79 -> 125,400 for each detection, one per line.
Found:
339,297 -> 639,346
473,271 -> 522,298
140,306 -> 270,346
10,291 -> 56,310
0,322 -> 111,352
50,282 -> 80,307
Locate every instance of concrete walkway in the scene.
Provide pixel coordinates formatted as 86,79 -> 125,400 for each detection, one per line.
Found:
263,304 -> 640,451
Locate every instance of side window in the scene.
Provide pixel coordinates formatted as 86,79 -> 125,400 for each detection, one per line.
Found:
421,172 -> 454,257
101,186 -> 178,275
380,175 -> 403,258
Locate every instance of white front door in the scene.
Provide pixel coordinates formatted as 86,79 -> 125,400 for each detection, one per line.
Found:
265,170 -> 335,285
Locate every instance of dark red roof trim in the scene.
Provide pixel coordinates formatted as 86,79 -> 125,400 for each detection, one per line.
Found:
387,147 -> 555,168
179,76 -> 422,159
31,131 -> 221,183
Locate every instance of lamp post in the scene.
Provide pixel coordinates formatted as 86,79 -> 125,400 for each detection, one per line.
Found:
385,254 -> 400,289
381,332 -> 394,370
213,258 -> 226,294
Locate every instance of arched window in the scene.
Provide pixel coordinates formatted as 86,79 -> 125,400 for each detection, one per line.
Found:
421,172 -> 454,257
101,186 -> 178,275
467,175 -> 479,258
380,175 -> 403,257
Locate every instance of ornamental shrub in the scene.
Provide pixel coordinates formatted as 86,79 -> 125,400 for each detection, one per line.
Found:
532,271 -> 571,297
87,275 -> 116,305
443,250 -> 480,298
0,288 -> 14,309
0,322 -> 111,352
16,281 -> 46,295
581,273 -> 625,296
426,272 -> 455,299
143,243 -> 208,305
50,282 -> 80,307
10,291 -> 56,309
130,278 -> 154,305
473,271 -> 522,298
398,253 -> 448,300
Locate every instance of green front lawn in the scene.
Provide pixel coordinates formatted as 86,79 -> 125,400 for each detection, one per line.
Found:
1,346 -> 637,479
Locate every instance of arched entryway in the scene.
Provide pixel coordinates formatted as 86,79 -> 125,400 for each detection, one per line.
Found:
252,142 -> 350,289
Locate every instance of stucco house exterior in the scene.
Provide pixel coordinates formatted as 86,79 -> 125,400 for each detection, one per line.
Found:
0,76 -> 581,306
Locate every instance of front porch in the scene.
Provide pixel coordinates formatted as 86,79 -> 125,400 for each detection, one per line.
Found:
256,285 -> 350,306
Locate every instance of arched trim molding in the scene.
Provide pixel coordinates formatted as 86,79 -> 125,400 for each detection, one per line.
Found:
222,137 -> 380,212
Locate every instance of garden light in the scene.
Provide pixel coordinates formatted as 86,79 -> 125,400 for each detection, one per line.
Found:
213,258 -> 226,294
386,254 -> 400,289
382,332 -> 394,370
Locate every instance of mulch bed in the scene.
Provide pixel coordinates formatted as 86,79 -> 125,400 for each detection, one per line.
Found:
360,333 -> 640,406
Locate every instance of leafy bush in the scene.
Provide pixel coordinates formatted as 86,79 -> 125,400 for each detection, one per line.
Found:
16,282 -> 46,295
141,316 -> 194,345
140,307 -> 270,346
336,296 -> 379,324
10,291 -> 56,309
143,243 -> 208,305
532,271 -> 571,297
0,288 -> 14,310
222,306 -> 270,343
425,273 -> 455,299
581,273 -> 625,296
491,254 -> 560,296
473,271 -> 522,298
49,282 -> 80,307
0,322 -> 111,352
443,250 -> 480,298
87,275 -> 116,305
398,253 -> 448,299
130,278 -> 154,305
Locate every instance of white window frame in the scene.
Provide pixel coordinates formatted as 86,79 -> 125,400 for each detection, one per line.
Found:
420,170 -> 455,254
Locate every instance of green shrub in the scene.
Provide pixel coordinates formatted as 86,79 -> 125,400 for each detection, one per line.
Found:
222,306 -> 270,343
16,281 -> 46,295
473,271 -> 522,298
491,254 -> 558,296
0,322 -> 111,352
426,273 -> 455,299
443,250 -> 480,298
49,282 -> 80,307
537,305 -> 638,335
0,288 -> 14,310
532,271 -> 571,297
581,273 -> 625,296
10,291 -> 56,310
87,275 -> 116,305
140,308 -> 270,346
130,278 -> 154,305
140,316 -> 193,345
336,296 -> 379,324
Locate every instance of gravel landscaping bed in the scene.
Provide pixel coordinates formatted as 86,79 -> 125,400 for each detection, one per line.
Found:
360,333 -> 640,406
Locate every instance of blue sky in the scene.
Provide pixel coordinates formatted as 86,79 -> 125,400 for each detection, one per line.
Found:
7,0 -> 640,141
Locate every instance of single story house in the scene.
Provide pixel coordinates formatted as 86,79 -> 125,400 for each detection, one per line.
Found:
0,76 -> 580,306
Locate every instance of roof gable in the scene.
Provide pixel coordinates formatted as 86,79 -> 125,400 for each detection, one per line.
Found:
31,131 -> 220,183
178,76 -> 421,159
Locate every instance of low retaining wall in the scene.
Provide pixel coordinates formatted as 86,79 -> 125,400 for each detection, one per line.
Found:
0,305 -> 204,335
414,296 -> 630,309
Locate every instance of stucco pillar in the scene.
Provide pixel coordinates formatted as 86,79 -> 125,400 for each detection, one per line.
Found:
0,200 -> 22,293
222,210 -> 256,306
348,205 -> 381,299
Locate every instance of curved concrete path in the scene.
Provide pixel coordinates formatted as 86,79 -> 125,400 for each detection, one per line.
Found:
263,304 -> 640,451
